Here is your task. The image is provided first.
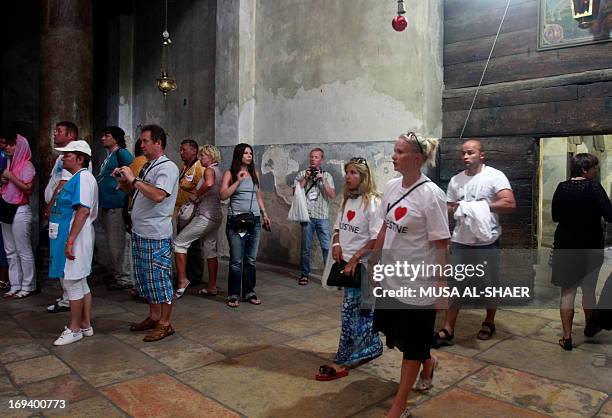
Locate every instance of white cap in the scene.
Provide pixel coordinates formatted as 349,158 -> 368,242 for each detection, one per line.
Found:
55,140 -> 92,157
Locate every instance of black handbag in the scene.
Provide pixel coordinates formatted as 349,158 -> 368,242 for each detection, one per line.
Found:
0,195 -> 19,224
228,181 -> 256,230
327,260 -> 362,288
228,212 -> 256,230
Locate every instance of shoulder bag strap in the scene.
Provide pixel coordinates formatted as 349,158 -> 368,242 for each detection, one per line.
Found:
386,180 -> 430,215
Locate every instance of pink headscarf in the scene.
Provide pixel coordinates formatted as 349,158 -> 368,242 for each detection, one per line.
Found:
1,134 -> 36,204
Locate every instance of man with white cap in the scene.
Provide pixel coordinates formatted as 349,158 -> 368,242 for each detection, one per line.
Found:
48,140 -> 98,346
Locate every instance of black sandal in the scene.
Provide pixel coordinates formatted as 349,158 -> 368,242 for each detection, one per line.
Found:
559,337 -> 572,351
433,328 -> 454,348
243,294 -> 261,305
477,321 -> 496,340
298,277 -> 309,286
226,297 -> 240,308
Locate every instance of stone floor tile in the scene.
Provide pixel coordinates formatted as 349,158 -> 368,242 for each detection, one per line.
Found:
264,311 -> 340,338
140,336 -> 225,372
241,301 -> 326,324
487,309 -> 551,337
175,346 -> 397,418
21,374 -> 97,404
0,343 -> 49,365
5,355 -> 71,385
283,327 -> 342,360
180,319 -> 292,357
529,322 -> 612,355
359,349 -> 485,397
11,311 -> 70,341
409,388 -> 550,418
44,396 -> 126,418
0,319 -> 34,348
101,373 -> 239,417
0,374 -> 19,396
476,337 -> 612,392
52,336 -> 165,387
458,365 -> 607,417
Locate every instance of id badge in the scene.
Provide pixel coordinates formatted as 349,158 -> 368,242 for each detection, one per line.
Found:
49,222 -> 59,240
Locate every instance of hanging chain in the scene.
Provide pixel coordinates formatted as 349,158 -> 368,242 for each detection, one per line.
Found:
459,0 -> 512,140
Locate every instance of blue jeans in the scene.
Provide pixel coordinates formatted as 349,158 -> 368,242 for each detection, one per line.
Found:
300,218 -> 331,278
226,216 -> 261,299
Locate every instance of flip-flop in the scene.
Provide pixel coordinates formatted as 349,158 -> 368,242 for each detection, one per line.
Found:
198,288 -> 218,297
559,337 -> 572,351
3,290 -> 17,298
315,365 -> 349,381
226,298 -> 240,308
298,277 -> 309,286
12,290 -> 33,299
243,294 -> 261,305
174,280 -> 191,300
477,322 -> 495,341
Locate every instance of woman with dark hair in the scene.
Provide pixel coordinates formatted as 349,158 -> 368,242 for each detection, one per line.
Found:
0,133 -> 36,298
373,133 -> 449,418
551,153 -> 612,351
220,143 -> 271,308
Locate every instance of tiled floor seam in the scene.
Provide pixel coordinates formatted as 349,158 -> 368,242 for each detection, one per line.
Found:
592,394 -> 611,418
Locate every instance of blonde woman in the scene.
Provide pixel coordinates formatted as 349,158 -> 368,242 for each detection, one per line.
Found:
316,157 -> 383,381
373,133 -> 449,418
173,145 -> 223,299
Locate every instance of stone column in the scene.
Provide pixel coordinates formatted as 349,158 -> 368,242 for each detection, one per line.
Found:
39,0 -> 93,192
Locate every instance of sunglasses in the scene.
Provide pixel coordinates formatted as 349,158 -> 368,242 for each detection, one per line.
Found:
406,132 -> 424,155
349,157 -> 368,166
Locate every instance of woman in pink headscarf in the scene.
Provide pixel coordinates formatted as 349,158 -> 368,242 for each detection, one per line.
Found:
0,133 -> 36,298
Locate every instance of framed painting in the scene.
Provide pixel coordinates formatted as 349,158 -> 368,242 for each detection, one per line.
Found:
538,0 -> 612,50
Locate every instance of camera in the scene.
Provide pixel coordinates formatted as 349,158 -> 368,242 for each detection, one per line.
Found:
113,171 -> 123,179
262,223 -> 271,232
307,166 -> 320,181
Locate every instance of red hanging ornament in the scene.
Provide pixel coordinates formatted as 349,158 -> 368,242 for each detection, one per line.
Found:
392,15 -> 408,31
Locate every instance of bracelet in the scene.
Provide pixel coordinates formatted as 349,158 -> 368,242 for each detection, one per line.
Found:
332,243 -> 341,247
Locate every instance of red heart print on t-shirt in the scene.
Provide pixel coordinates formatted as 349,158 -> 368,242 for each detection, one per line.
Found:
394,206 -> 407,221
347,210 -> 356,222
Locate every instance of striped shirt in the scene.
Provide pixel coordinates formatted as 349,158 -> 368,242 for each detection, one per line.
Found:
294,169 -> 335,219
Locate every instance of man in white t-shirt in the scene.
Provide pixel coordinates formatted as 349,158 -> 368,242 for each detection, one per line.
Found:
114,124 -> 179,342
434,139 -> 516,347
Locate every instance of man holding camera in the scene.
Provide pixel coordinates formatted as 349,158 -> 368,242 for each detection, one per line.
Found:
97,126 -> 134,290
294,148 -> 336,285
114,124 -> 179,342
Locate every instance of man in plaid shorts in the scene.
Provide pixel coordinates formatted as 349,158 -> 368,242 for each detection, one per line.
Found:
114,124 -> 179,342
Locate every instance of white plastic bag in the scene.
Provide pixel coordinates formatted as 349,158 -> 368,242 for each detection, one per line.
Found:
288,184 -> 310,223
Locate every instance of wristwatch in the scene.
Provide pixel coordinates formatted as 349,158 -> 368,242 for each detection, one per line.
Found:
132,177 -> 141,187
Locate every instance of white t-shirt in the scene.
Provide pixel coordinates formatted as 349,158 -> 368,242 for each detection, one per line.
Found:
44,154 -> 92,204
131,155 -> 179,240
447,165 -> 511,246
333,196 -> 383,262
379,175 -> 450,306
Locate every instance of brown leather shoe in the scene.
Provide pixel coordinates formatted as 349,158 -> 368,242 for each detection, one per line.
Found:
129,317 -> 158,332
143,323 -> 175,342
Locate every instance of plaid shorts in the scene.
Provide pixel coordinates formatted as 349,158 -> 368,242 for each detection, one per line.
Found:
132,233 -> 174,304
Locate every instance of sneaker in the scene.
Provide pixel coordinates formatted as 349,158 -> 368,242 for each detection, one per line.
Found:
47,299 -> 70,313
53,326 -> 83,346
81,326 -> 94,337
